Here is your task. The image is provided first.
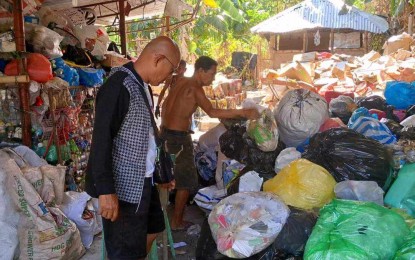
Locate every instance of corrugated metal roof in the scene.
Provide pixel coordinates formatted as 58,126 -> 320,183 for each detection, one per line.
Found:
251,0 -> 389,34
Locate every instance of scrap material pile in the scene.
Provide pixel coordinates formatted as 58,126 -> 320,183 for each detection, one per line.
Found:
194,32 -> 415,259
0,3 -> 130,259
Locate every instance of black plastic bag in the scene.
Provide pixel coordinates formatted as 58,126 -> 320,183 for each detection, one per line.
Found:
219,124 -> 250,165
219,124 -> 285,172
303,128 -> 392,190
406,105 -> 415,118
382,119 -> 403,138
272,207 -> 318,257
356,95 -> 387,111
400,127 -> 415,140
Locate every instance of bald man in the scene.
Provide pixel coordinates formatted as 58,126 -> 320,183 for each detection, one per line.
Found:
85,36 -> 180,260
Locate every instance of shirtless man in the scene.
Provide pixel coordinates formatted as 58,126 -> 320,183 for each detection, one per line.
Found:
155,60 -> 187,119
160,56 -> 260,230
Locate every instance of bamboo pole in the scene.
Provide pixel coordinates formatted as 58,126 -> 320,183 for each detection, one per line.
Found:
13,0 -> 31,147
0,75 -> 30,84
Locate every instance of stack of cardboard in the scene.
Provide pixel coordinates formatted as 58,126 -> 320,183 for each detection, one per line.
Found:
262,33 -> 415,104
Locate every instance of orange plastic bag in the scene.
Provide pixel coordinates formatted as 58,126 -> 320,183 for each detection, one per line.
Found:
5,53 -> 53,83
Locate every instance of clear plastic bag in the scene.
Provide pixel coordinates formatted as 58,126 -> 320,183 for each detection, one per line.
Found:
247,109 -> 279,152
208,192 -> 289,258
335,180 -> 384,205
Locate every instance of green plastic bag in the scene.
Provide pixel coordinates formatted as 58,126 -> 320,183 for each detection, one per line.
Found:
393,209 -> 415,260
304,199 -> 412,260
385,163 -> 415,217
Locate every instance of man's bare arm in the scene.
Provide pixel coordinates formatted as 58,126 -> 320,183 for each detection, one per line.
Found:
195,87 -> 259,119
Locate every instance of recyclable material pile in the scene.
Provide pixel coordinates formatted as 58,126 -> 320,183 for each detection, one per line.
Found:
195,33 -> 415,259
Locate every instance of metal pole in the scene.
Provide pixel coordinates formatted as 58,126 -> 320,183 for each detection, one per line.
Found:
119,0 -> 127,56
13,0 -> 31,147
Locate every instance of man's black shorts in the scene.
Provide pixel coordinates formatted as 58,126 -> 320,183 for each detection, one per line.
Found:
102,177 -> 165,260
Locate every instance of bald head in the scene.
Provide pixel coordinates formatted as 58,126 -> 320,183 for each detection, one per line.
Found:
134,36 -> 181,86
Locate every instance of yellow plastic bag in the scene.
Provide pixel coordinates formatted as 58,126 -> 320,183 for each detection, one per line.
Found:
263,159 -> 336,210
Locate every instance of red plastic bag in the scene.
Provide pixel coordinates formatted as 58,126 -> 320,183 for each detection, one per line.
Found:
319,118 -> 346,132
5,53 -> 53,83
369,109 -> 386,120
324,90 -> 355,104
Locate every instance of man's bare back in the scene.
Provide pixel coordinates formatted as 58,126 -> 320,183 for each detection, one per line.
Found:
161,77 -> 198,131
161,56 -> 260,132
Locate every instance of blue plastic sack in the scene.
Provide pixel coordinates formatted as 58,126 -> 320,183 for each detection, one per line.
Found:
385,81 -> 415,110
77,68 -> 104,87
347,107 -> 371,127
349,116 -> 397,145
51,58 -> 79,86
195,150 -> 217,181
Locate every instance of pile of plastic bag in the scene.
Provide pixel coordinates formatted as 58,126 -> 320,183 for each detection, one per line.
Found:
208,192 -> 290,258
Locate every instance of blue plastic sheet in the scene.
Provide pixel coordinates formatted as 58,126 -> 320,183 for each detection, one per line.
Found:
385,81 -> 415,110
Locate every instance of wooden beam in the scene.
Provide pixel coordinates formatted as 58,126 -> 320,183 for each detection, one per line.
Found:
330,29 -> 334,53
302,31 -> 307,52
0,75 -> 30,84
13,0 -> 31,147
364,31 -> 369,52
409,13 -> 413,36
119,0 -> 127,56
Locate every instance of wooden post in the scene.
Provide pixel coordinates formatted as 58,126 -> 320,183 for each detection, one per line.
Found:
13,0 -> 31,147
330,29 -> 334,53
165,16 -> 170,37
364,31 -> 369,52
409,13 -> 414,36
119,0 -> 127,56
303,31 -> 307,52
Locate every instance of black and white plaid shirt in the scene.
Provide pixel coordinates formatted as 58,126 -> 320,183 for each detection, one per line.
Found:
86,62 -> 153,204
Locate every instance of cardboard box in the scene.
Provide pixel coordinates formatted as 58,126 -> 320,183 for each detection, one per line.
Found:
293,52 -> 317,62
226,96 -> 236,109
101,53 -> 129,67
383,33 -> 413,55
217,98 -> 227,109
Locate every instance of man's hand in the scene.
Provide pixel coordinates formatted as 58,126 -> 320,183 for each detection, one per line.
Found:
155,105 -> 161,119
158,180 -> 176,191
243,108 -> 261,120
99,194 -> 119,222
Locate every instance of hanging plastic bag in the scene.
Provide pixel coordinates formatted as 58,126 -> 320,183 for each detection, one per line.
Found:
304,199 -> 412,260
74,25 -> 110,58
5,53 -> 53,83
77,68 -> 105,87
51,57 -> 80,86
247,109 -> 279,152
335,180 -> 384,205
209,192 -> 289,258
385,163 -> 415,217
303,128 -> 392,190
349,116 -> 397,145
264,159 -> 336,210
274,89 -> 329,147
25,23 -> 63,59
274,147 -> 301,173
385,81 -> 415,110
